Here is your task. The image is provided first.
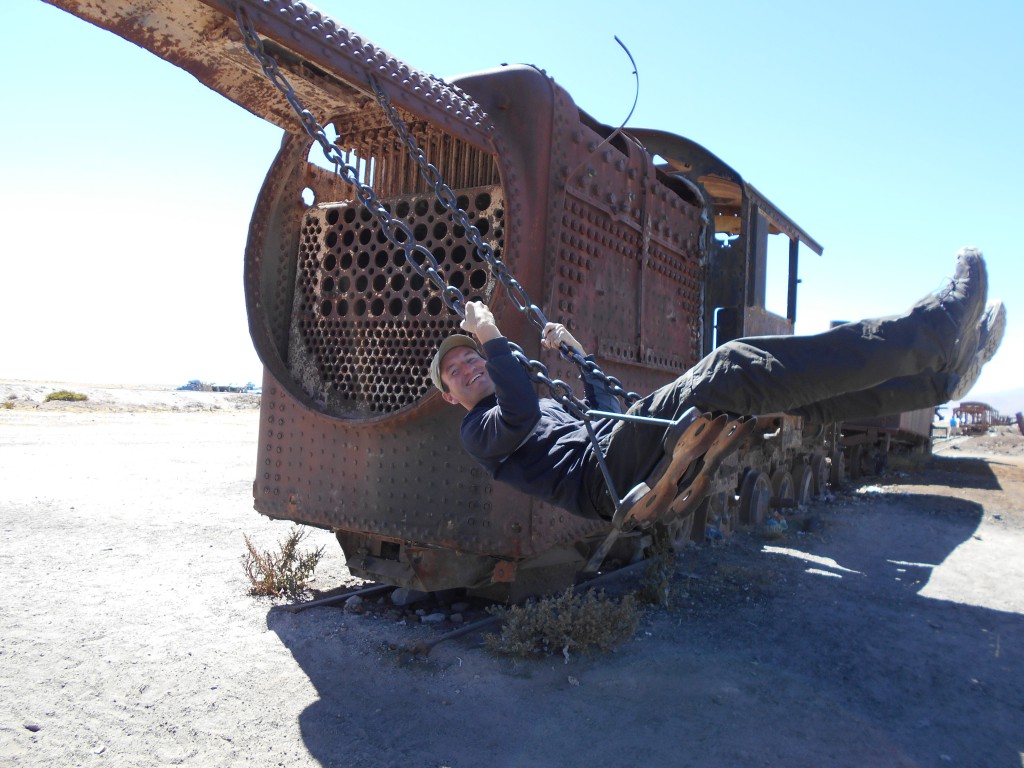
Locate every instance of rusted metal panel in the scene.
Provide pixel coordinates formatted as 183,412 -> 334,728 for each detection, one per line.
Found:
899,407 -> 934,439
254,375 -> 531,554
288,186 -> 506,419
742,306 -> 793,337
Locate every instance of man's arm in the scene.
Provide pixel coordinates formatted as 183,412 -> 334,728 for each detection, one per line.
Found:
541,322 -> 621,414
459,302 -> 541,460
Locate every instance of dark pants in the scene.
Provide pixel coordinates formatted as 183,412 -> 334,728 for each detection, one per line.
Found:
588,292 -> 958,509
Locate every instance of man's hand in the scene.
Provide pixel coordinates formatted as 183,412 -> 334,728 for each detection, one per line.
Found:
461,301 -> 502,343
542,323 -> 587,356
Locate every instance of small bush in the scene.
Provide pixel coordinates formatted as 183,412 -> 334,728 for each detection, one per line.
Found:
44,390 -> 88,402
637,524 -> 679,607
484,588 -> 640,659
242,527 -> 324,598
639,549 -> 676,607
2,401 -> 13,410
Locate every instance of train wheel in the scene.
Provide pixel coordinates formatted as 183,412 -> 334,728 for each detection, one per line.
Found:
848,444 -> 864,480
704,491 -> 731,539
858,444 -> 879,477
873,448 -> 889,475
770,469 -> 795,511
792,463 -> 814,506
830,449 -> 846,487
811,454 -> 829,497
739,470 -> 772,525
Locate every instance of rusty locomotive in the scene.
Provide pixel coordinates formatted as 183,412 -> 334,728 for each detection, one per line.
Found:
46,0 -> 932,599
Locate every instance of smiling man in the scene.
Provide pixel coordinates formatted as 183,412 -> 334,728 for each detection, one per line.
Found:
429,301 -> 622,518
430,248 -> 1005,521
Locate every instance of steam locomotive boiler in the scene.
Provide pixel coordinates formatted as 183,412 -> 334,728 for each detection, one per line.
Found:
46,0 -> 915,600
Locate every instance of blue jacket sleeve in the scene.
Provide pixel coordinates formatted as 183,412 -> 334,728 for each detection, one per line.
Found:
580,356 -> 622,414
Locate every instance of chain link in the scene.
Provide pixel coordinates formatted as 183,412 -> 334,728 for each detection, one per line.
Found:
235,6 -> 639,415
368,79 -> 641,406
236,7 -> 465,319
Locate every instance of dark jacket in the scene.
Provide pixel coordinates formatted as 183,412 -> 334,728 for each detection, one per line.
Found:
459,337 -> 620,517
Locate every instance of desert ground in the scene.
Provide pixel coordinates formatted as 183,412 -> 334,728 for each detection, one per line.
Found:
1,380 -> 1022,768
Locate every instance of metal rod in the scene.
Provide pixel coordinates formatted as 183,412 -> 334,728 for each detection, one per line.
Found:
407,615 -> 502,656
283,583 -> 393,613
584,417 -> 622,512
577,556 -> 651,587
587,409 -> 677,426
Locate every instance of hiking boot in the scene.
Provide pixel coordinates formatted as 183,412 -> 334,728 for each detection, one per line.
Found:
949,299 -> 1006,400
910,247 -> 989,379
936,246 -> 988,342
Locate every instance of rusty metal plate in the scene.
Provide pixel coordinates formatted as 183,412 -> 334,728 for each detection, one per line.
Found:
288,187 -> 505,420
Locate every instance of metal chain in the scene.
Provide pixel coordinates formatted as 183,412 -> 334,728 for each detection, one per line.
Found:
369,79 -> 641,407
235,7 -> 638,417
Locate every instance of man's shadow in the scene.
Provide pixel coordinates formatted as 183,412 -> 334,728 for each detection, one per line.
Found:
267,460 -> 1023,768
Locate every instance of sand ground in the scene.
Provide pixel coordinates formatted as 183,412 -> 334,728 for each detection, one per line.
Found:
1,380 -> 1022,767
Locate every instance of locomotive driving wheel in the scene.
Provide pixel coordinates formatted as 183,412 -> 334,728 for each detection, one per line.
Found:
830,449 -> 846,487
848,444 -> 866,479
739,470 -> 772,525
770,469 -> 795,511
791,461 -> 814,506
811,454 -> 830,497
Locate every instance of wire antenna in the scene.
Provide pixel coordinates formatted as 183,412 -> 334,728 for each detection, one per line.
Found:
564,36 -> 640,185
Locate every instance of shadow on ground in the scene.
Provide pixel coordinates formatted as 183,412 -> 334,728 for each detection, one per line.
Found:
893,454 -> 1003,491
269,473 -> 1023,768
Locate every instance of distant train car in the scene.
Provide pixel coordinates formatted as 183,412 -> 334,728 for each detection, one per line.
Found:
954,402 -> 1001,434
839,408 -> 934,478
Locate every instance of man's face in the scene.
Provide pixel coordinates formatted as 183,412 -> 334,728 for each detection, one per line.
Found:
440,345 -> 494,409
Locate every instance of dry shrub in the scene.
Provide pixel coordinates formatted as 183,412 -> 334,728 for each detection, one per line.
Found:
44,390 -> 88,402
242,527 -> 324,598
484,588 -> 640,658
639,548 -> 676,607
638,523 -> 679,607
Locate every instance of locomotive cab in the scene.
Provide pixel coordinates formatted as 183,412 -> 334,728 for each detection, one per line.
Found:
627,129 -> 824,353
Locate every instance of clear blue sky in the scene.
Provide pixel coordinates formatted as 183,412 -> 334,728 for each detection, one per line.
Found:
1,1 -> 1020,402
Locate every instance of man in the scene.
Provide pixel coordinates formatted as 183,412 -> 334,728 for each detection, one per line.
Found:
430,248 -> 1005,521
